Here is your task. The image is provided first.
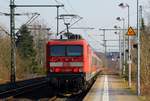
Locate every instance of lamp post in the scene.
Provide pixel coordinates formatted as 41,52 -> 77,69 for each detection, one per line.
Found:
119,3 -> 131,88
114,25 -> 122,75
116,17 -> 126,75
137,0 -> 141,96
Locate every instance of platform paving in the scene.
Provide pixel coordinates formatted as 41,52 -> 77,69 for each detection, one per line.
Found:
83,75 -> 140,101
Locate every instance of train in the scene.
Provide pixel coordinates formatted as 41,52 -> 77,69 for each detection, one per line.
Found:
46,36 -> 103,92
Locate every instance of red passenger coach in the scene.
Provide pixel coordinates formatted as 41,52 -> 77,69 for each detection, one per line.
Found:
46,38 -> 102,91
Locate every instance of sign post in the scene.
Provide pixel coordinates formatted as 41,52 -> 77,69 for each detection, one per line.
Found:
127,26 -> 135,88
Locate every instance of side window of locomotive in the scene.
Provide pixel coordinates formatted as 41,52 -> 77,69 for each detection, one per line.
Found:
92,56 -> 95,66
67,46 -> 83,56
50,45 -> 65,56
95,58 -> 97,65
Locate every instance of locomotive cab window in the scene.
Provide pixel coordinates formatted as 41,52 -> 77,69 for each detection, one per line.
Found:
67,46 -> 83,56
49,45 -> 83,56
50,46 -> 65,56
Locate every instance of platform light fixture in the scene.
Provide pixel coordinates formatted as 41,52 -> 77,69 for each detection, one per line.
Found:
118,2 -> 132,88
116,17 -> 126,75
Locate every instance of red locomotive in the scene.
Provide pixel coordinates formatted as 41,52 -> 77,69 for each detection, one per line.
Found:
46,37 -> 103,92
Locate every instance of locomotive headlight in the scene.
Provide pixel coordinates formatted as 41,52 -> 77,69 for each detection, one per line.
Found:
79,68 -> 83,72
49,68 -> 53,72
69,62 -> 83,67
49,62 -> 63,67
73,67 -> 83,72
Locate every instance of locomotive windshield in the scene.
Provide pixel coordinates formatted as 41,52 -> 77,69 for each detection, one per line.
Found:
50,46 -> 66,56
50,45 -> 83,56
67,46 -> 83,56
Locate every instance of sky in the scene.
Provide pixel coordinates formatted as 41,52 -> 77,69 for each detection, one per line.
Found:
0,0 -> 148,52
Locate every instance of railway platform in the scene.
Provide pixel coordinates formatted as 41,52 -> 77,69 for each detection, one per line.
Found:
83,75 -> 140,101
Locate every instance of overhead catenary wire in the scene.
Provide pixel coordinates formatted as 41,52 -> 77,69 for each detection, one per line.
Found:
53,0 -> 90,35
59,16 -> 83,34
53,0 -> 69,14
87,34 -> 104,46
0,25 -> 10,36
60,0 -> 89,28
2,0 -> 9,2
83,30 -> 104,52
64,0 -> 78,14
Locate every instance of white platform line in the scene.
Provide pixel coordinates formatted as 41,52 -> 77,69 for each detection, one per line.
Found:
102,75 -> 109,101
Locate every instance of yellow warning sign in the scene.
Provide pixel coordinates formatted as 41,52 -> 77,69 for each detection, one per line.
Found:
127,27 -> 136,36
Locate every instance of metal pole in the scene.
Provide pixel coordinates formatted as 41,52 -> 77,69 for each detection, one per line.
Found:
9,3 -> 64,82
10,0 -> 16,83
127,5 -> 132,88
103,29 -> 106,55
137,1 -> 141,95
56,6 -> 59,37
123,18 -> 126,75
119,29 -> 122,75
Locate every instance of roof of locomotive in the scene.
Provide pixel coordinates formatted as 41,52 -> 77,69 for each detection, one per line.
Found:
47,39 -> 88,45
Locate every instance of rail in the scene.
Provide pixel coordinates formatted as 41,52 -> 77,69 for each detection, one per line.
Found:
48,78 -> 96,101
0,76 -> 49,98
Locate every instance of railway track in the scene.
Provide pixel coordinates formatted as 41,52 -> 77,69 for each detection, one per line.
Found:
48,78 -> 96,101
47,90 -> 90,101
0,75 -> 97,100
0,76 -> 49,98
